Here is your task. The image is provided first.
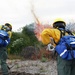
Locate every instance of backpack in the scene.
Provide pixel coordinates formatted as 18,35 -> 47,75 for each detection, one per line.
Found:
55,28 -> 75,60
0,30 -> 10,47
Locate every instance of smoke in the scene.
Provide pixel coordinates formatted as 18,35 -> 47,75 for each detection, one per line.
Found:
30,2 -> 53,41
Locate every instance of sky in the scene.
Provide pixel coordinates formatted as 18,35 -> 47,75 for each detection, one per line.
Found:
0,0 -> 75,32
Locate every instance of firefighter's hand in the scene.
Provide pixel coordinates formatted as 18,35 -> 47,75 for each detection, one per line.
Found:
46,44 -> 55,51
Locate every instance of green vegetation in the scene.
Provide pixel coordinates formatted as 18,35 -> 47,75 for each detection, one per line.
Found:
7,22 -> 75,60
7,23 -> 43,57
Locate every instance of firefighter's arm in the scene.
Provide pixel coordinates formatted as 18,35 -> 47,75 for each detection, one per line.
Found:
7,31 -> 12,38
0,25 -> 2,30
41,28 -> 60,45
41,29 -> 54,45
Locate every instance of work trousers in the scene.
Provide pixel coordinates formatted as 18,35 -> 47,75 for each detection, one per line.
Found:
0,47 -> 8,75
57,55 -> 75,75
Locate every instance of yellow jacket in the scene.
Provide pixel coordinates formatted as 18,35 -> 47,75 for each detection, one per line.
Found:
41,28 -> 61,45
7,31 -> 12,38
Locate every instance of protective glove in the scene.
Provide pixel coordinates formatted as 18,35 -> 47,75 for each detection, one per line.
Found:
46,43 -> 55,51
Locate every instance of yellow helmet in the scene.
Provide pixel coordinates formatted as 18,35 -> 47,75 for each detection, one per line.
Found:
1,23 -> 12,32
53,18 -> 66,29
5,23 -> 12,31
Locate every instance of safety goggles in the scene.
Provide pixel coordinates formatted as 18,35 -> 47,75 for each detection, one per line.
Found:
53,22 -> 65,29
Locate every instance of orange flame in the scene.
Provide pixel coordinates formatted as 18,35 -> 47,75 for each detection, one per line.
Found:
34,23 -> 52,41
31,4 -> 52,41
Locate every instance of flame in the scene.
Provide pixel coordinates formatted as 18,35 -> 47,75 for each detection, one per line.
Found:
31,4 -> 52,41
34,23 -> 44,41
34,23 -> 52,41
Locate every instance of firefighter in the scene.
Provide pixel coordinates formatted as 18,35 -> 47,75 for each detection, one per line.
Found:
0,23 -> 12,75
41,18 -> 75,75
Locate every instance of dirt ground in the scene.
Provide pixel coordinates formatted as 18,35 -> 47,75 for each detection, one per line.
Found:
4,59 -> 57,75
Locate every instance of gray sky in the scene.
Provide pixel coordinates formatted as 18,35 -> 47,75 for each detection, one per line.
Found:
0,0 -> 75,31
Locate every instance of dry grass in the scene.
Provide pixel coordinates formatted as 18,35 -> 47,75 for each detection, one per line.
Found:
8,54 -> 24,60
